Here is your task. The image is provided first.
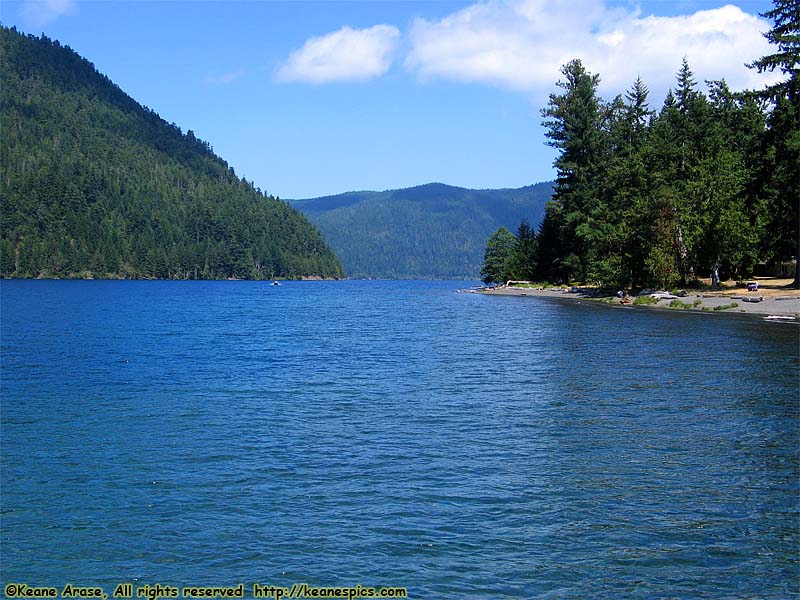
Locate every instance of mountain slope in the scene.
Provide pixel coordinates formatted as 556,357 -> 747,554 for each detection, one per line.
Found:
0,27 -> 343,279
291,182 -> 553,279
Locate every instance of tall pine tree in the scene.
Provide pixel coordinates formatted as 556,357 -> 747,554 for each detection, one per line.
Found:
748,0 -> 799,287
541,59 -> 604,283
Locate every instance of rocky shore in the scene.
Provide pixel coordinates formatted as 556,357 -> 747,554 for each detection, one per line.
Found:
474,278 -> 800,320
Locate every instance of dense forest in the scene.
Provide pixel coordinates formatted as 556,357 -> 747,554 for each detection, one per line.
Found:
482,1 -> 798,290
291,182 -> 552,279
0,26 -> 343,280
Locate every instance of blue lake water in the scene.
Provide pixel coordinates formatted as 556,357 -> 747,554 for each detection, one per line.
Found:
1,280 -> 798,598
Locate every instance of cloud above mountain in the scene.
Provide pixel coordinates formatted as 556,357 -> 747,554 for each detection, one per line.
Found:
405,0 -> 776,97
277,0 -> 777,98
276,24 -> 401,84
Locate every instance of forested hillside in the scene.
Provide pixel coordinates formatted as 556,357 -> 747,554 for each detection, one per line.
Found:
291,182 -> 552,279
481,1 -> 798,289
0,26 -> 343,279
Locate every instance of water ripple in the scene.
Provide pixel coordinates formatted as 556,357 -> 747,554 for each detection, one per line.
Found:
1,280 -> 798,598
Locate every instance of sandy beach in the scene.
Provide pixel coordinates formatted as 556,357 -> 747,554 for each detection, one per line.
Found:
475,277 -> 800,320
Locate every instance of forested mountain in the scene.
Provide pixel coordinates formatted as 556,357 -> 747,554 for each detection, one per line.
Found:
290,182 -> 553,279
0,26 -> 343,279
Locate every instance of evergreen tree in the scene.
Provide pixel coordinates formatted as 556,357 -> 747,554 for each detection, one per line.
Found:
747,0 -> 799,287
481,227 -> 515,284
541,59 -> 604,283
700,80 -> 761,280
534,203 -> 562,282
510,220 -> 537,281
645,62 -> 715,284
618,78 -> 654,288
748,0 -> 800,102
487,54 -> 781,291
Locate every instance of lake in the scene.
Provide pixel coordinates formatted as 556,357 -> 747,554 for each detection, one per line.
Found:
1,280 -> 798,598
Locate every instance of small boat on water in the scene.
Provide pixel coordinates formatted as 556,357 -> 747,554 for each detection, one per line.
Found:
763,315 -> 796,321
271,281 -> 281,286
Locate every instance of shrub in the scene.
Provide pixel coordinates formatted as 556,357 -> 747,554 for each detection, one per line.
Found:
668,300 -> 694,309
713,302 -> 739,311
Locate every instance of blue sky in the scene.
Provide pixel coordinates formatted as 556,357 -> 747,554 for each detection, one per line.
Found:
1,0 -> 778,199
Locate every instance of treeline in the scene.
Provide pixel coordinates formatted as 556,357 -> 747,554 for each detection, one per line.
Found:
293,182 -> 553,279
0,26 -> 343,280
482,2 -> 798,289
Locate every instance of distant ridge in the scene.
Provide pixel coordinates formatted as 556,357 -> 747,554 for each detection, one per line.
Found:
290,181 -> 553,279
0,26 -> 342,280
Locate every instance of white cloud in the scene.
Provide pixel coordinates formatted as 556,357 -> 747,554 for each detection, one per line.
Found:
405,0 -> 780,100
277,24 -> 401,84
20,0 -> 77,28
204,68 -> 246,85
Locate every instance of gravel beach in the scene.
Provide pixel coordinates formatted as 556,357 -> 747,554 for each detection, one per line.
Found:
478,279 -> 800,320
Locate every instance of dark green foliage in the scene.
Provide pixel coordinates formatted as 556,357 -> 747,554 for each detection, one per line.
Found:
291,182 -> 552,279
633,295 -> 658,306
507,17 -> 797,291
0,27 -> 343,280
533,201 -> 565,282
480,219 -> 539,284
712,302 -> 739,311
480,227 -> 516,284
756,95 -> 799,281
510,220 -> 537,281
747,0 -> 799,287
668,299 -> 694,309
747,0 -> 800,102
541,59 -> 604,283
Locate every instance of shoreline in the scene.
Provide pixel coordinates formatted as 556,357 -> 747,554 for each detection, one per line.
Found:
475,283 -> 800,320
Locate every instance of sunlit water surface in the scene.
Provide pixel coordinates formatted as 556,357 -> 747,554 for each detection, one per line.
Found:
2,280 -> 798,598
